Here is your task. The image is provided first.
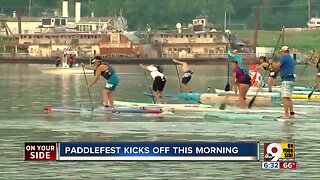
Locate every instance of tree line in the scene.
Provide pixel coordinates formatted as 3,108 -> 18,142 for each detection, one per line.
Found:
1,0 -> 320,30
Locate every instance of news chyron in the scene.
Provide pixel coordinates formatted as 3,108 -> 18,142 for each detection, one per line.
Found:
262,143 -> 297,170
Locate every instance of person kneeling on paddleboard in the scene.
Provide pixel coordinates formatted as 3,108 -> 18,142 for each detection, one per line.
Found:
81,56 -> 119,108
140,64 -> 166,104
249,64 -> 266,88
231,60 -> 251,109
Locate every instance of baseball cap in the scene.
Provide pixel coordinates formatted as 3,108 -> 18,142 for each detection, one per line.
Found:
280,46 -> 289,51
92,56 -> 102,63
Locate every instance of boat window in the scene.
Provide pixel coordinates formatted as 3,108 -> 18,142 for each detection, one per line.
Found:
204,34 -> 207,38
198,34 -> 200,38
181,35 -> 183,38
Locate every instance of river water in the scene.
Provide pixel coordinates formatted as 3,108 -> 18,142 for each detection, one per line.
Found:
0,63 -> 319,179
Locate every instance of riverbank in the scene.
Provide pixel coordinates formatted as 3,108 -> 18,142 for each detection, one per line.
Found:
0,56 -> 308,65
0,56 -> 236,65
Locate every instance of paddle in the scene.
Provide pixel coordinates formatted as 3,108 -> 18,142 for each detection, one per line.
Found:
225,35 -> 231,92
308,81 -> 320,99
82,66 -> 93,111
143,70 -> 155,104
219,34 -> 231,110
248,34 -> 282,109
174,63 -> 183,93
301,49 -> 316,76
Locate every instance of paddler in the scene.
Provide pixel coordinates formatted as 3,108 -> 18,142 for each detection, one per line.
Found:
81,56 -> 119,108
173,59 -> 193,93
227,48 -> 246,94
140,64 -> 166,104
249,64 -> 265,88
315,52 -> 320,89
272,46 -> 295,119
231,60 -> 251,109
258,56 -> 278,92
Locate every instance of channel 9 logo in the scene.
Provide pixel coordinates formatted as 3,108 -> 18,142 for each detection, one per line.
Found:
264,143 -> 295,162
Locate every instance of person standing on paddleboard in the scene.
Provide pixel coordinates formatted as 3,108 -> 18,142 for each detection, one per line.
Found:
173,59 -> 193,92
272,46 -> 295,119
81,56 -> 119,108
258,56 -> 278,92
140,64 -> 166,104
231,60 -> 251,109
315,52 -> 320,89
227,48 -> 246,94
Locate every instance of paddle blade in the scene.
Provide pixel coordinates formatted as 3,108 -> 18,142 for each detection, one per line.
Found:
225,84 -> 230,92
248,96 -> 256,109
308,91 -> 314,99
219,103 -> 227,110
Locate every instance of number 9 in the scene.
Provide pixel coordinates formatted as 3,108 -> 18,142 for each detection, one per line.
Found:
266,143 -> 282,161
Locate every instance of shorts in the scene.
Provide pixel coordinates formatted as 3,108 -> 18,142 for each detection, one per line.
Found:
269,70 -> 278,79
317,72 -> 320,77
105,73 -> 119,91
181,76 -> 191,85
281,81 -> 294,98
153,76 -> 166,91
240,75 -> 251,86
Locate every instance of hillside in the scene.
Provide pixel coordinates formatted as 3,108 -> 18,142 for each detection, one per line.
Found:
233,30 -> 320,52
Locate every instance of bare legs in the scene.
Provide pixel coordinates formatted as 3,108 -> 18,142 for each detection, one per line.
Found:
238,83 -> 250,109
103,90 -> 114,108
282,97 -> 293,118
181,83 -> 191,92
153,90 -> 166,104
268,77 -> 276,92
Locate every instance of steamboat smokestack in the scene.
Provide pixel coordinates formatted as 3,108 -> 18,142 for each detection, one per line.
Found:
75,1 -> 81,23
62,0 -> 68,17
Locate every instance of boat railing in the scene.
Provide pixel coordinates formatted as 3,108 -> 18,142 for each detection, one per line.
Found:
161,52 -> 272,59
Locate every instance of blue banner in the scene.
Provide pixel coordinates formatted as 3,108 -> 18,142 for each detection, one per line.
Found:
58,142 -> 259,161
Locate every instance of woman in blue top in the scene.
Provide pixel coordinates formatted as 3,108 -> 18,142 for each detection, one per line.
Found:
82,56 -> 119,108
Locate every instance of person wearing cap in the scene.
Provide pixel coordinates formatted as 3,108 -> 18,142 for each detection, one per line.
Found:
81,56 -> 119,108
140,64 -> 166,104
231,59 -> 251,109
173,59 -> 193,93
272,46 -> 295,119
259,56 -> 278,92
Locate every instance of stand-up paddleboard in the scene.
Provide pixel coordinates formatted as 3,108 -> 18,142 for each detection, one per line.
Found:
143,92 -> 174,97
113,100 -> 212,112
275,115 -> 309,122
43,106 -> 166,114
215,88 -> 281,97
291,104 -> 320,108
292,94 -> 320,99
203,112 -> 275,120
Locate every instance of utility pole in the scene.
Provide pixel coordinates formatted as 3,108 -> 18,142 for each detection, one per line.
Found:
224,11 -> 227,31
28,0 -> 32,17
308,0 -> 311,19
253,7 -> 260,53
